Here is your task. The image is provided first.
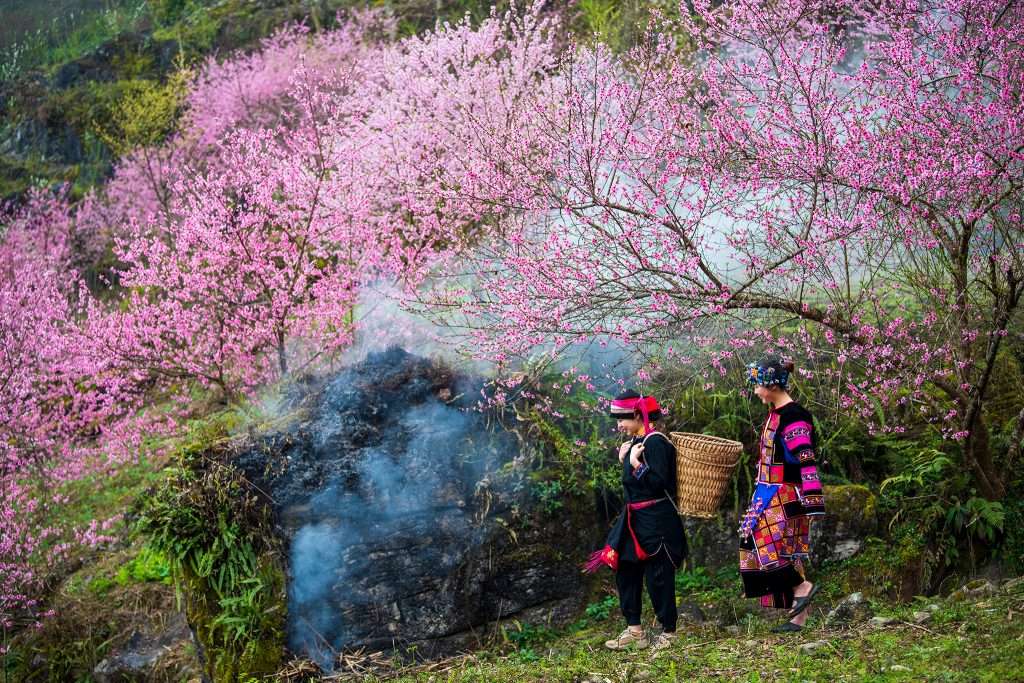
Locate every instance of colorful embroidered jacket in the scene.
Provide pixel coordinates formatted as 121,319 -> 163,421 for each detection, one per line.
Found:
756,402 -> 826,516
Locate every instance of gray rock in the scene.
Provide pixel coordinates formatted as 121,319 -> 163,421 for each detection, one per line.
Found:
93,611 -> 191,683
966,579 -> 997,596
950,579 -> 997,602
926,604 -> 940,612
1001,576 -> 1024,592
912,611 -> 932,624
725,625 -> 742,635
678,600 -> 707,624
869,616 -> 896,627
825,592 -> 871,628
799,640 -> 828,654
890,664 -> 912,672
229,349 -> 599,662
808,485 -> 878,565
682,516 -> 741,570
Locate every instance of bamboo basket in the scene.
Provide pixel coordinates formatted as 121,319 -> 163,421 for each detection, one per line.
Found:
669,432 -> 743,518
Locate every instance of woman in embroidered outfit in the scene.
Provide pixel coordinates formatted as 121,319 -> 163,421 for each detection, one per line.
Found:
584,390 -> 687,651
739,357 -> 826,632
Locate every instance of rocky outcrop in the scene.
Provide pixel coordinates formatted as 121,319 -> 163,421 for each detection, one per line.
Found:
231,348 -> 598,665
824,592 -> 872,628
92,611 -> 199,683
809,484 -> 878,564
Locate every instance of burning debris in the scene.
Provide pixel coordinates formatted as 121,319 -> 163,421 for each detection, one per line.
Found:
231,347 -> 595,668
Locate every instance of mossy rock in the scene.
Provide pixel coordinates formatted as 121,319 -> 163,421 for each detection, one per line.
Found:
823,484 -> 877,527
828,533 -> 930,601
810,484 -> 878,565
182,557 -> 287,683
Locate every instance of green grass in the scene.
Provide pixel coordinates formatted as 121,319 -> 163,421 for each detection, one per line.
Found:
352,578 -> 1024,682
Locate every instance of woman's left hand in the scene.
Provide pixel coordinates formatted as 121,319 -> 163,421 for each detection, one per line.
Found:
629,443 -> 645,468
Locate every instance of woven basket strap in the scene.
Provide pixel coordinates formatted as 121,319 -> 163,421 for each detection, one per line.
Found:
641,432 -> 682,515
641,431 -> 668,446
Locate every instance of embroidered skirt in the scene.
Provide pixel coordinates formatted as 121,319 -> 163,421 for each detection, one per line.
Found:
738,482 -> 811,609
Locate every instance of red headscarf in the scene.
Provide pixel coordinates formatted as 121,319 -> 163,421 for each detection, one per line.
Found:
609,392 -> 662,435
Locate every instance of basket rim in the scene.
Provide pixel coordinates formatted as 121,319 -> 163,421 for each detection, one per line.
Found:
678,449 -> 742,468
677,506 -> 716,519
669,431 -> 743,448
670,431 -> 743,468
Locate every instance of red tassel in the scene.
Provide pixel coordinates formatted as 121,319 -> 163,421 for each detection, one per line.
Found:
582,545 -> 618,573
582,550 -> 605,573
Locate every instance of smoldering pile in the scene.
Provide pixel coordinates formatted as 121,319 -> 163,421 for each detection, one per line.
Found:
231,347 -> 595,667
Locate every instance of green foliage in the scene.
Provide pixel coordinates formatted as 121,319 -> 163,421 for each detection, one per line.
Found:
881,444 -> 954,495
116,545 -> 173,585
879,436 -> 1004,584
0,1 -> 148,81
378,0 -> 507,38
583,595 -> 617,621
945,497 -> 1005,545
519,392 -> 621,510
577,0 -> 621,44
1000,493 -> 1024,573
502,620 -> 556,652
148,0 -> 191,25
152,1 -> 223,56
532,478 -> 565,513
92,71 -> 190,155
572,0 -> 685,53
136,410 -> 285,683
674,566 -> 715,594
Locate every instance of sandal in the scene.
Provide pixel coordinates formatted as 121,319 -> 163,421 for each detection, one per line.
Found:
770,621 -> 803,633
788,583 -> 819,617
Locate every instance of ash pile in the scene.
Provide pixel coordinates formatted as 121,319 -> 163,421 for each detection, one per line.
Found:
232,347 -> 594,666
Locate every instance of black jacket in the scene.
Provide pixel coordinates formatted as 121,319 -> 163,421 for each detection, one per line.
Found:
605,432 -> 687,565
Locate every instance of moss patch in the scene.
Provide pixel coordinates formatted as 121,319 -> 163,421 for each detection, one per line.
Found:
4,545 -> 180,683
823,484 -> 877,528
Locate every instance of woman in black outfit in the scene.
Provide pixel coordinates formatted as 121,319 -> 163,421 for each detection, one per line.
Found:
585,390 -> 687,651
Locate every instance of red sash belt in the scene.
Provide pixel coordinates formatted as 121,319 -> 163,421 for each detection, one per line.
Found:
583,498 -> 666,573
626,498 -> 663,562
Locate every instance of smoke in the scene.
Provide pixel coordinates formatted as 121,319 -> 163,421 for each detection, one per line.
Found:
344,281 -> 494,376
281,354 -> 518,669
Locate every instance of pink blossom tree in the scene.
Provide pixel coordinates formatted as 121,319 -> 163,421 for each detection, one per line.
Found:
414,0 -> 1023,500
0,191 -> 129,633
80,5 -> 562,397
78,13 -> 393,397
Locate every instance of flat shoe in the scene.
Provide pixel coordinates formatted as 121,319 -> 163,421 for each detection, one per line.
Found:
788,583 -> 819,617
604,628 -> 649,650
771,621 -> 803,633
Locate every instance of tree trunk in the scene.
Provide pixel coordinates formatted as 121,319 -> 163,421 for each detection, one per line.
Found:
963,414 -> 1004,500
277,328 -> 288,377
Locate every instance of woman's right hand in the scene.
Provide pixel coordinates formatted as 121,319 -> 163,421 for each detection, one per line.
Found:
618,441 -> 632,463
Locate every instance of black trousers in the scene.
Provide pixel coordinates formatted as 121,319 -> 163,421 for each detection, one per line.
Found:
615,550 -> 678,632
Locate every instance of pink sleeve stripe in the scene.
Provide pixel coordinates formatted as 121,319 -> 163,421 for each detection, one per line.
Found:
781,421 -> 813,450
800,465 -> 823,492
